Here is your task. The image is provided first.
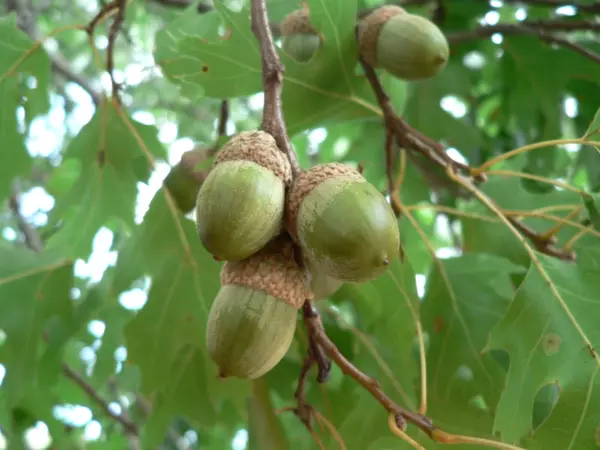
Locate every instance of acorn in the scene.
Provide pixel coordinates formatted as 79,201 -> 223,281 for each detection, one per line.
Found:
281,7 -> 321,62
286,163 -> 400,283
195,131 -> 292,261
358,5 -> 450,81
206,238 -> 311,379
164,146 -> 210,214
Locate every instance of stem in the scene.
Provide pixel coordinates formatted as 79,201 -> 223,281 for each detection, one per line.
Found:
248,378 -> 290,450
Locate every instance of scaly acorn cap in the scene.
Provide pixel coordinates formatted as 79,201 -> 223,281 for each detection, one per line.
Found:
358,5 -> 406,68
281,7 -> 321,62
206,238 -> 312,379
220,237 -> 312,309
213,130 -> 292,186
196,131 -> 292,261
358,7 -> 449,81
281,7 -> 316,36
286,163 -> 400,282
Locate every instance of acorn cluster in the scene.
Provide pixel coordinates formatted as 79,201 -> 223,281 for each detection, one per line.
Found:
197,4 -> 450,380
282,5 -> 449,82
196,131 -> 399,379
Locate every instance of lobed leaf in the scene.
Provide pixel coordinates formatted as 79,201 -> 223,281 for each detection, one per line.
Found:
0,14 -> 51,203
46,100 -> 167,259
486,243 -> 600,446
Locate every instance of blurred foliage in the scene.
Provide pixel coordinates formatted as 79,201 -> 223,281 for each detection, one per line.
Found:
0,0 -> 600,449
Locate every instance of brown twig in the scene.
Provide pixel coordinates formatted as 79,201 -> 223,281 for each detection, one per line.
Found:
217,100 -> 229,138
358,51 -> 583,262
8,183 -> 141,441
448,22 -> 600,65
503,0 -> 600,12
302,301 -> 434,436
507,217 -> 576,260
249,0 -> 301,178
448,21 -> 600,42
358,54 -> 482,181
106,0 -> 127,99
63,364 -> 139,437
8,183 -> 44,252
85,0 -> 118,35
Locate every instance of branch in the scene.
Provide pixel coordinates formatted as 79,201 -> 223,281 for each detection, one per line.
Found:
448,22 -> 600,70
5,0 -> 102,106
8,182 -> 141,443
249,0 -> 301,178
63,364 -> 139,438
302,301 -> 433,436
502,0 -> 600,13
217,99 -> 229,138
8,184 -> 44,252
107,0 -> 127,99
358,49 -> 586,261
449,20 -> 600,42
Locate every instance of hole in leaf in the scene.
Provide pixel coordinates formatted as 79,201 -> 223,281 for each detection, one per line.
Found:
469,394 -> 489,411
532,382 -> 560,430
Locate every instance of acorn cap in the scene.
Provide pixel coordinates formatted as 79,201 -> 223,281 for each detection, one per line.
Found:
220,237 -> 313,308
358,5 -> 406,67
215,131 -> 292,187
281,7 -> 317,36
286,163 -> 365,241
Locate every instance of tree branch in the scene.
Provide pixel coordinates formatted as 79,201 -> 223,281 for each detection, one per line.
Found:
447,22 -> 600,66
249,0 -> 301,178
5,0 -> 102,106
448,20 -> 600,43
358,50 -> 578,261
107,0 -> 127,99
63,364 -> 139,438
8,181 -> 141,444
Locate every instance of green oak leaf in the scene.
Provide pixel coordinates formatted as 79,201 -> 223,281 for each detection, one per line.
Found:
0,14 -> 51,203
156,0 -> 400,136
46,100 -> 167,258
421,253 -> 525,436
485,246 -> 600,446
329,257 -> 420,447
0,247 -> 73,407
582,193 -> 600,232
461,156 -> 582,267
113,188 -> 248,448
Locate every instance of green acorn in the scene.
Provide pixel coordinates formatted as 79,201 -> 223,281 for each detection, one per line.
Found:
206,239 -> 311,379
195,131 -> 292,261
163,146 -> 210,214
286,163 -> 400,283
281,7 -> 321,62
358,5 -> 449,81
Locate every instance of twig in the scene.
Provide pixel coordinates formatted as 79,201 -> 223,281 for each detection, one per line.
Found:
358,53 -> 482,181
249,0 -> 301,178
302,301 -> 433,436
448,21 -> 600,42
448,22 -> 600,65
63,364 -> 139,437
5,0 -> 102,106
106,0 -> 127,99
502,0 -> 600,12
8,182 -> 141,442
507,217 -> 576,260
86,0 -> 118,35
8,184 -> 44,252
359,51 -> 583,262
217,100 -> 229,138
